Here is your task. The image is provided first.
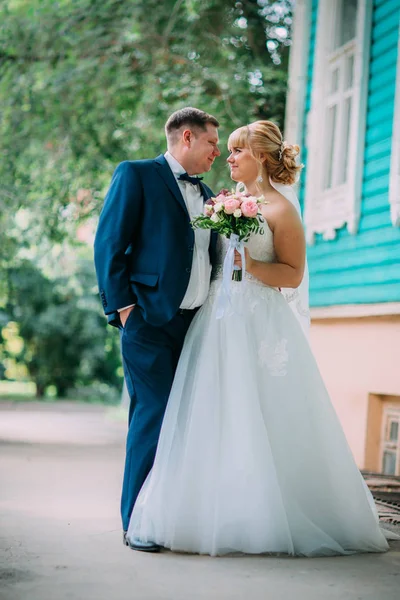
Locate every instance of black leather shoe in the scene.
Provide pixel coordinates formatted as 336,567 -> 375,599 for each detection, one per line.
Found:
123,531 -> 161,553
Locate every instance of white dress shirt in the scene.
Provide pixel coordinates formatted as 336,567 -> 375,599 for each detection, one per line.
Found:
164,151 -> 211,309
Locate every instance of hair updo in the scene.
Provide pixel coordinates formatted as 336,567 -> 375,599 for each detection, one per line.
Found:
227,120 -> 303,185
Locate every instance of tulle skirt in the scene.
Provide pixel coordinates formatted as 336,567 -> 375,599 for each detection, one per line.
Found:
127,278 -> 389,556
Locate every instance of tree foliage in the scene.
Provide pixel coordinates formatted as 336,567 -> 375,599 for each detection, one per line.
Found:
6,257 -> 122,397
0,0 -> 293,396
0,0 -> 293,257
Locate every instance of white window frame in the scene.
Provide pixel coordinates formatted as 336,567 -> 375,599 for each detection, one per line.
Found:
380,407 -> 400,476
389,26 -> 400,228
304,0 -> 372,244
284,0 -> 312,152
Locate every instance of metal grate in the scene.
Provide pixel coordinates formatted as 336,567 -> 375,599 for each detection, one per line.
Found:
362,471 -> 400,525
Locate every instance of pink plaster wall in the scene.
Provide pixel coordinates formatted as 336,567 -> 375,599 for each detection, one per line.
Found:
309,315 -> 400,468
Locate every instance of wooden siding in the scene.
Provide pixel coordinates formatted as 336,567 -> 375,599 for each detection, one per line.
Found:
300,0 -> 400,307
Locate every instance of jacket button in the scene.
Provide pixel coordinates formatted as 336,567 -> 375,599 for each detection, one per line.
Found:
188,246 -> 194,252
186,267 -> 191,273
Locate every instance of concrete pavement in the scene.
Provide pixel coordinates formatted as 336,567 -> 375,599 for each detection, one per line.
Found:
0,402 -> 399,600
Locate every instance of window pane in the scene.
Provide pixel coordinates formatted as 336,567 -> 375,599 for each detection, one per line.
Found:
335,0 -> 358,49
389,421 -> 399,442
345,55 -> 354,89
382,451 -> 397,475
331,68 -> 339,94
324,105 -> 337,189
338,97 -> 352,184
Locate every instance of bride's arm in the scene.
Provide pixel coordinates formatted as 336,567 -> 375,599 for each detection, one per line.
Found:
235,202 -> 306,289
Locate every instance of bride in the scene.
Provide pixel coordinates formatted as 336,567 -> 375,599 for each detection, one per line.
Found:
126,120 -> 389,557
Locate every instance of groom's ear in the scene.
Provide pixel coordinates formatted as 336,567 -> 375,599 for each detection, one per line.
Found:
182,129 -> 192,147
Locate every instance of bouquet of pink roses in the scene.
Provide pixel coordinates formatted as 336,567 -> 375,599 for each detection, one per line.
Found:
192,189 -> 265,282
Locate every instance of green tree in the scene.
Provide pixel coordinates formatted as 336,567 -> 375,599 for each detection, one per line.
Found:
6,259 -> 122,398
0,0 -> 293,265
0,1 -> 293,393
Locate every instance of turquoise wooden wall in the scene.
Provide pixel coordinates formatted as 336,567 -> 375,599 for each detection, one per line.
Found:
300,0 -> 400,307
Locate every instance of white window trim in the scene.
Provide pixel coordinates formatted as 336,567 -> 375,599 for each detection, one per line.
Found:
304,0 -> 372,244
284,0 -> 312,148
389,25 -> 400,228
310,302 -> 400,320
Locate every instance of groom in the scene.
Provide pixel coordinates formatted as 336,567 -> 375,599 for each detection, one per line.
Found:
94,107 -> 220,552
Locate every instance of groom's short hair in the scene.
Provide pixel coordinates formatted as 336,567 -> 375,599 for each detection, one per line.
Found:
165,107 -> 219,144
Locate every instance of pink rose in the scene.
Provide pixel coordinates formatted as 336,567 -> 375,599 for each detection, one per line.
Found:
241,200 -> 259,218
223,198 -> 241,214
204,203 -> 214,216
236,192 -> 247,202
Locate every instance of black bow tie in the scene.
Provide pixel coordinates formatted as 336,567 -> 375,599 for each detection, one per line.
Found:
178,173 -> 203,186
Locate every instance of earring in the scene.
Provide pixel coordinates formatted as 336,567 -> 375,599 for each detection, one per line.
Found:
257,175 -> 263,183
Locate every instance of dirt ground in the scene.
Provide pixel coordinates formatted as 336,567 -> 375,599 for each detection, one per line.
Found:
0,402 -> 399,600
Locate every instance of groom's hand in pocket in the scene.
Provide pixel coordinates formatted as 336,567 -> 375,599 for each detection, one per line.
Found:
119,305 -> 135,327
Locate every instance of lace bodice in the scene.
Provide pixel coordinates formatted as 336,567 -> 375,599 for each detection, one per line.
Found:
212,217 -> 276,283
210,215 -> 310,330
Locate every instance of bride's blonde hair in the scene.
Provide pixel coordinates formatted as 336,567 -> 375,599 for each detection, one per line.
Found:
228,120 -> 303,185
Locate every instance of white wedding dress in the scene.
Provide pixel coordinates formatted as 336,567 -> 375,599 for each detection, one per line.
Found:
127,219 -> 390,557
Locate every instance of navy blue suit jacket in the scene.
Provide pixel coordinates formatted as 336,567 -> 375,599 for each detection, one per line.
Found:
94,154 -> 217,328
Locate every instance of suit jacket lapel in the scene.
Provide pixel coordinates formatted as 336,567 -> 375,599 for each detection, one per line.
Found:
154,154 -> 189,218
199,182 -> 218,267
199,181 -> 209,202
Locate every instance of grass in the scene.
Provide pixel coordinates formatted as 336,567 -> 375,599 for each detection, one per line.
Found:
0,380 -> 38,401
0,380 -> 121,405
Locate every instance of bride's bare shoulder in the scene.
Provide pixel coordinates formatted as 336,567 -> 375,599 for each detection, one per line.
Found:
260,190 -> 298,226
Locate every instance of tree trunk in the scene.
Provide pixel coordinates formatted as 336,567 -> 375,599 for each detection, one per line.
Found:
35,383 -> 45,398
57,386 -> 67,398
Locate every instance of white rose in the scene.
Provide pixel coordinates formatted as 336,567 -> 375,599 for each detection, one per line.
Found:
211,212 -> 221,223
233,208 -> 242,218
214,202 -> 223,213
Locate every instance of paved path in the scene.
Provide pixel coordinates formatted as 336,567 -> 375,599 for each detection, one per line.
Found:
0,402 -> 399,600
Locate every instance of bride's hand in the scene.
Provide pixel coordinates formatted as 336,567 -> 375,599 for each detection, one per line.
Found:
234,248 -> 254,271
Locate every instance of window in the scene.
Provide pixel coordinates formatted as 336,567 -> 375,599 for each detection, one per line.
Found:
323,22 -> 355,190
334,0 -> 358,48
381,408 -> 400,476
389,26 -> 400,227
304,0 -> 372,243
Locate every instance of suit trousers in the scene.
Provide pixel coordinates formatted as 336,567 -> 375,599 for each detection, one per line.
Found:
120,305 -> 198,531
